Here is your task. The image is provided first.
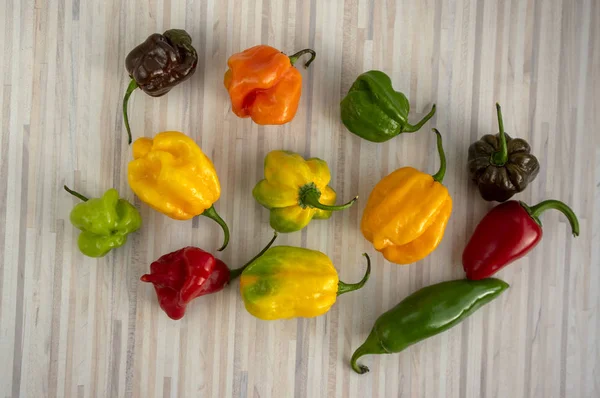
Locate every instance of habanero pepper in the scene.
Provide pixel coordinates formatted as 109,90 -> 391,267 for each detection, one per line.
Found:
64,185 -> 142,257
128,131 -> 230,250
123,29 -> 198,144
340,70 -> 436,142
361,129 -> 452,264
224,45 -> 316,125
468,103 -> 540,202
350,278 -> 509,374
462,199 -> 579,280
239,247 -> 371,320
253,150 -> 357,233
141,233 -> 278,320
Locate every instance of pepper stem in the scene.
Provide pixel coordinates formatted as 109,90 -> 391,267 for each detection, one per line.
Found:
288,49 -> 316,68
490,103 -> 509,166
123,79 -> 139,145
64,185 -> 89,202
350,329 -> 387,374
520,200 -> 580,237
430,129 -> 447,183
403,104 -> 436,133
299,183 -> 357,212
201,205 -> 230,251
337,253 -> 371,296
228,232 -> 278,281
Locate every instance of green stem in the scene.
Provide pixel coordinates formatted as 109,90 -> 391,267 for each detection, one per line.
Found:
201,205 -> 230,251
520,200 -> 580,237
301,187 -> 357,212
228,232 -> 278,281
403,104 -> 436,133
288,48 -> 316,68
350,329 -> 387,374
123,79 -> 138,145
64,185 -> 89,202
337,253 -> 371,296
430,129 -> 447,183
490,103 -> 508,165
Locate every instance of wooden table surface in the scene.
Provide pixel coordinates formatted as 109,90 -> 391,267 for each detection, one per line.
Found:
1,0 -> 599,397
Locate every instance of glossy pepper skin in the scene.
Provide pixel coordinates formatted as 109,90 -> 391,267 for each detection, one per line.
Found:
224,45 -> 316,125
253,150 -> 357,233
468,103 -> 540,202
361,130 -> 452,264
123,29 -> 198,144
463,199 -> 579,280
340,70 -> 436,142
240,246 -> 371,320
128,131 -> 230,250
142,233 -> 278,320
350,278 -> 509,374
64,185 -> 141,257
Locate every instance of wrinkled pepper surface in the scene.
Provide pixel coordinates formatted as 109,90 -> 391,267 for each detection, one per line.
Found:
361,129 -> 452,264
468,103 -> 540,202
128,131 -> 230,250
351,278 -> 509,374
224,45 -> 316,125
123,29 -> 198,144
340,70 -> 436,142
463,199 -> 579,280
64,185 -> 141,257
142,233 -> 278,320
240,246 -> 371,320
253,150 -> 357,233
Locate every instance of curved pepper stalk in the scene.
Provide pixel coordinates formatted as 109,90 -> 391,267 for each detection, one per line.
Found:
520,199 -> 580,236
337,253 -> 371,295
430,128 -> 447,183
201,205 -> 231,251
228,232 -> 278,280
122,80 -> 139,144
298,182 -> 358,212
288,49 -> 317,68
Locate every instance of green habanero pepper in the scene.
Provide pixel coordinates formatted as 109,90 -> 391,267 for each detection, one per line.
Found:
340,70 -> 436,142
350,278 -> 509,374
64,185 -> 142,257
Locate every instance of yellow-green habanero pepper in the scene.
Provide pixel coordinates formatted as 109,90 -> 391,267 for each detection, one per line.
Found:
252,150 -> 357,233
239,246 -> 371,320
64,185 -> 142,257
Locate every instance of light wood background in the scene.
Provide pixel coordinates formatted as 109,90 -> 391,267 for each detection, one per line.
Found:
1,0 -> 599,397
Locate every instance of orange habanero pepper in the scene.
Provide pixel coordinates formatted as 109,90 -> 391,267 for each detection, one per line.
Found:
223,45 -> 316,125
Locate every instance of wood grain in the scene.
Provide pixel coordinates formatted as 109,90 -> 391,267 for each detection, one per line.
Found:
1,0 -> 598,397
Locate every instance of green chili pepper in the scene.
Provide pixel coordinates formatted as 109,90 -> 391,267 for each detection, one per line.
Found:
350,278 -> 509,374
64,185 -> 142,257
340,70 -> 436,142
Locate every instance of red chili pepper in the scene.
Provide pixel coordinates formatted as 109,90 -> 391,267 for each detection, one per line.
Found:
141,233 -> 277,319
462,200 -> 579,280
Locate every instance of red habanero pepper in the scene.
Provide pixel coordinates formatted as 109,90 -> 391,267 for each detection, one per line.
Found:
141,233 -> 277,319
462,200 -> 579,280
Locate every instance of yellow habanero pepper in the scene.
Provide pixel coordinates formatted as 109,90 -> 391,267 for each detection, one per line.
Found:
361,129 -> 452,264
253,150 -> 357,233
240,246 -> 371,320
128,131 -> 230,250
